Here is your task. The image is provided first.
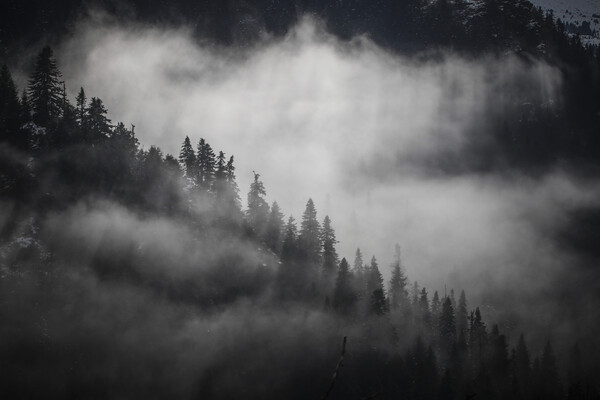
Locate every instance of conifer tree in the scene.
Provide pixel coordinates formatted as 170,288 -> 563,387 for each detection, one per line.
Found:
457,290 -> 468,343
223,155 -> 242,220
86,97 -> 111,141
281,216 -> 298,263
197,138 -> 216,190
298,198 -> 321,265
388,243 -> 408,311
320,215 -> 338,285
264,201 -> 284,254
366,256 -> 384,295
75,87 -> 86,128
246,172 -> 269,235
0,65 -> 25,148
439,297 -> 456,357
178,136 -> 197,181
431,291 -> 441,318
332,258 -> 355,315
212,150 -> 228,203
27,46 -> 63,125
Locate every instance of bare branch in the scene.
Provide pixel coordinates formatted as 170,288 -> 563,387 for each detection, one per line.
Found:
320,336 -> 347,400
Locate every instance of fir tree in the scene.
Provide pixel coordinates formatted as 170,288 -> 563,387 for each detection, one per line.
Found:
197,138 -> 216,190
178,136 -> 196,181
0,65 -> 25,149
75,87 -> 86,128
27,46 -> 63,125
388,243 -> 408,311
320,215 -> 338,285
457,290 -> 468,343
332,258 -> 356,315
86,97 -> 111,141
298,198 -> 321,265
246,171 -> 269,235
264,201 -> 284,254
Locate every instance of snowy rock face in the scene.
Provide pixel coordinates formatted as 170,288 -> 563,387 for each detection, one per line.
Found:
529,0 -> 600,45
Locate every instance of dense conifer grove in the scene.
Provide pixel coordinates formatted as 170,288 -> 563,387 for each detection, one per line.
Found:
1,42 -> 599,399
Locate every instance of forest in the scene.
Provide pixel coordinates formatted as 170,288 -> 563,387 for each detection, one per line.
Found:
2,0 -> 600,399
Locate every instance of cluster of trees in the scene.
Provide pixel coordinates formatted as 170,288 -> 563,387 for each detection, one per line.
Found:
2,46 -> 600,399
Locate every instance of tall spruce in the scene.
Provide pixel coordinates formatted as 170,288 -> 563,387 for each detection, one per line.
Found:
246,172 -> 269,235
389,243 -> 408,311
320,215 -> 338,285
178,136 -> 196,181
27,46 -> 63,125
197,138 -> 216,190
264,201 -> 284,254
298,198 -> 321,265
332,258 -> 355,315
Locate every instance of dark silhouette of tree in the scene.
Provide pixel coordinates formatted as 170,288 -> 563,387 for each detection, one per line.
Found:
197,138 -> 216,190
388,244 -> 408,312
298,198 -> 321,266
75,87 -> 86,129
512,333 -> 532,399
27,46 -> 63,125
439,297 -> 456,356
178,136 -> 196,182
246,171 -> 269,236
456,290 -> 468,345
0,65 -> 26,149
320,215 -> 338,288
264,201 -> 284,254
86,97 -> 111,141
332,258 -> 356,315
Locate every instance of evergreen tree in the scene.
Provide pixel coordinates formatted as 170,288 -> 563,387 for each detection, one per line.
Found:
197,138 -> 216,190
366,256 -> 384,295
539,341 -> 562,399
456,290 -> 468,343
86,97 -> 111,141
281,216 -> 298,263
431,291 -> 441,319
75,87 -> 87,128
388,243 -> 408,311
0,65 -> 25,149
246,171 -> 269,235
513,333 -> 531,398
439,297 -> 456,352
419,287 -> 431,327
264,201 -> 284,254
298,198 -> 321,265
320,215 -> 338,286
178,136 -> 197,181
332,258 -> 356,315
27,46 -> 63,125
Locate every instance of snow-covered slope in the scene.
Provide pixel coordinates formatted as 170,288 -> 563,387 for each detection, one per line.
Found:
528,0 -> 600,45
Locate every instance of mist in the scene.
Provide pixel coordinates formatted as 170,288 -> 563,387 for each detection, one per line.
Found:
4,11 -> 600,398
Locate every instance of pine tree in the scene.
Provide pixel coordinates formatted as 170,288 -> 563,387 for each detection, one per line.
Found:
197,138 -> 216,190
431,291 -> 441,319
298,198 -> 321,265
75,87 -> 87,128
0,65 -> 25,148
320,215 -> 338,285
86,97 -> 111,141
439,297 -> 456,358
223,155 -> 242,221
27,46 -> 63,125
178,136 -> 196,181
264,201 -> 284,254
419,287 -> 431,327
388,243 -> 408,311
366,256 -> 384,295
513,333 -> 531,398
246,172 -> 270,235
457,290 -> 468,343
281,216 -> 298,263
332,258 -> 356,315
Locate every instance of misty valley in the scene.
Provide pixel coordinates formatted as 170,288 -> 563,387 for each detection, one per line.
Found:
2,0 -> 600,399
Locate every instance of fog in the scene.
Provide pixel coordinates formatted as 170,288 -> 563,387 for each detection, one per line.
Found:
4,12 -> 600,396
